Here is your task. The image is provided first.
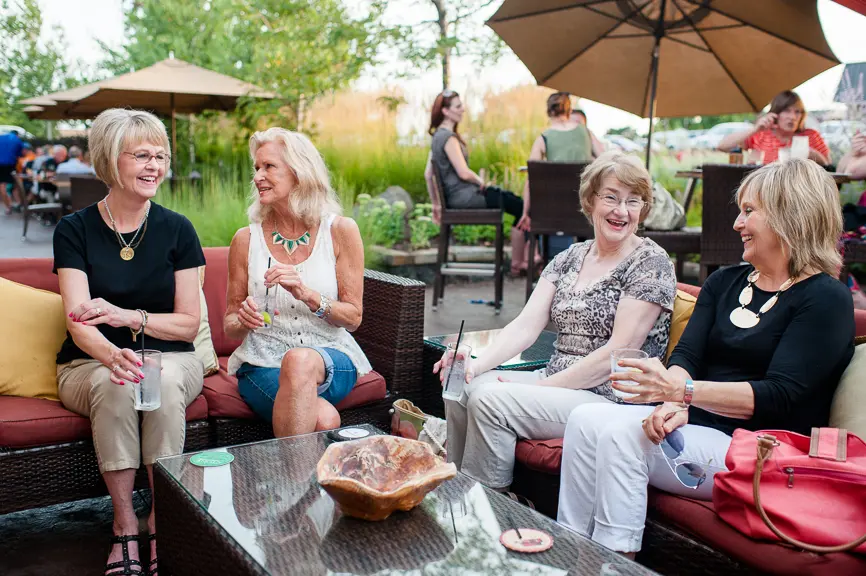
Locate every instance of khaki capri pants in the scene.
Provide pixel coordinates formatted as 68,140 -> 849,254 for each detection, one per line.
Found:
57,352 -> 203,473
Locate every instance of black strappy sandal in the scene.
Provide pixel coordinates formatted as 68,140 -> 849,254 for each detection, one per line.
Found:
505,491 -> 536,510
105,534 -> 143,576
146,533 -> 158,576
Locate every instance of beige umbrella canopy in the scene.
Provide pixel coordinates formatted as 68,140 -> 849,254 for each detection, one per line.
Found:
488,0 -> 840,161
22,58 -> 274,157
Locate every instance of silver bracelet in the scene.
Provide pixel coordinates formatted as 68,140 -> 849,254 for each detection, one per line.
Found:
314,294 -> 331,319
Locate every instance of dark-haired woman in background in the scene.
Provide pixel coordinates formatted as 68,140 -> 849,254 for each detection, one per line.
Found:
718,89 -> 830,165
423,90 -> 524,226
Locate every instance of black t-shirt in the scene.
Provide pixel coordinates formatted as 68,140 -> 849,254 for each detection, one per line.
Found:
53,202 -> 205,364
668,265 -> 854,436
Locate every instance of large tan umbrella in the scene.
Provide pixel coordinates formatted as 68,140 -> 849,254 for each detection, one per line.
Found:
487,0 -> 839,164
22,58 -> 274,158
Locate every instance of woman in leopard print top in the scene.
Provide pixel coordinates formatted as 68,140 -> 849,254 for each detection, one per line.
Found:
433,151 -> 676,489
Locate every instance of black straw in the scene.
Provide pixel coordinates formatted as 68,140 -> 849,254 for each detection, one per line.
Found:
444,320 -> 465,394
507,512 -> 523,539
265,256 -> 272,313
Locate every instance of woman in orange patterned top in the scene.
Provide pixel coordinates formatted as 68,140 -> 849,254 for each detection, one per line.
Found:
718,90 -> 830,166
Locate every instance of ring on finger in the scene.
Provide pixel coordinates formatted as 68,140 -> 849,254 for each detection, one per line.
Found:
111,364 -> 120,373
95,307 -> 102,316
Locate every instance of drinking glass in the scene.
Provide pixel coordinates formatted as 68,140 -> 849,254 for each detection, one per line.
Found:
744,149 -> 765,165
609,349 -> 648,400
777,147 -> 791,162
253,294 -> 274,329
791,135 -> 809,160
134,350 -> 161,411
442,343 -> 472,401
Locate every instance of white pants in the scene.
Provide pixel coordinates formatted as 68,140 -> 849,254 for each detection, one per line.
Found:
444,369 -> 612,488
557,403 -> 732,553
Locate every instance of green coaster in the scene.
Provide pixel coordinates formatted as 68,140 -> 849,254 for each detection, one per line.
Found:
190,451 -> 235,467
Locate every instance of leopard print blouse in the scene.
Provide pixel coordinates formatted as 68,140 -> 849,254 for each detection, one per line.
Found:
541,238 -> 676,402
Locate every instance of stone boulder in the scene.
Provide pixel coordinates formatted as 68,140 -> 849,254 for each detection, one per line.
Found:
376,186 -> 414,215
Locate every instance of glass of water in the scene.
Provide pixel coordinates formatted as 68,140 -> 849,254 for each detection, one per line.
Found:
610,349 -> 648,401
442,343 -> 472,401
253,295 -> 273,329
135,349 -> 162,411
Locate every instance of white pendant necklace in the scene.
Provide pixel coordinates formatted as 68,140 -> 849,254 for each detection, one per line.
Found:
729,269 -> 795,329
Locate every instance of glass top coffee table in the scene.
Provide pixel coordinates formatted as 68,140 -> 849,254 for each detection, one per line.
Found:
424,329 -> 557,370
154,424 -> 657,575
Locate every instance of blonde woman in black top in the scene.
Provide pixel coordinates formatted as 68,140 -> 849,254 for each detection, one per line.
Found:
557,159 -> 854,556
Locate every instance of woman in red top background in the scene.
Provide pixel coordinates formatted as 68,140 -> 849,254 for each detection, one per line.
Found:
719,90 -> 831,166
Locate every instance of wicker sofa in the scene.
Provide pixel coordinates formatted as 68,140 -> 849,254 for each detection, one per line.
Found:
510,282 -> 866,576
0,246 -> 426,515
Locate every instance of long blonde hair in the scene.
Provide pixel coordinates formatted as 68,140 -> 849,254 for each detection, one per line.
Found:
247,128 -> 342,226
737,159 -> 842,277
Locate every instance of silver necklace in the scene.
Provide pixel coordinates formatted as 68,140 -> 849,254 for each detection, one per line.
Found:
102,196 -> 150,261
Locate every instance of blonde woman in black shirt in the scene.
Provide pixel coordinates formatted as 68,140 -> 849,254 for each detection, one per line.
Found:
54,108 -> 205,576
557,158 -> 854,557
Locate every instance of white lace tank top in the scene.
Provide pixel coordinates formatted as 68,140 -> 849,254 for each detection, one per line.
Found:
227,214 -> 372,376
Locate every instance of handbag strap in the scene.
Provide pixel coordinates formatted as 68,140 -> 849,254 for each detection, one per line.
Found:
753,434 -> 866,554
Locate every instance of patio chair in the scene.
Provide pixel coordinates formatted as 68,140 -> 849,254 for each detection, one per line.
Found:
21,179 -> 64,241
699,164 -> 757,281
69,176 -> 108,212
430,164 -> 504,314
524,161 -> 591,300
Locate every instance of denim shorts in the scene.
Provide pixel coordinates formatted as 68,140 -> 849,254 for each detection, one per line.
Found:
236,347 -> 357,423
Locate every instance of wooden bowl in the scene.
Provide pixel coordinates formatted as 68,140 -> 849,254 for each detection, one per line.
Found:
316,435 -> 457,521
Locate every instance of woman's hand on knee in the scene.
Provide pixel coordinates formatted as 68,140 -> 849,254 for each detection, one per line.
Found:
642,402 -> 688,444
105,348 -> 144,386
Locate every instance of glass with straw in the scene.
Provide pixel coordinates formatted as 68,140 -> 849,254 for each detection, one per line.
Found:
254,256 -> 274,329
442,320 -> 471,401
134,327 -> 162,411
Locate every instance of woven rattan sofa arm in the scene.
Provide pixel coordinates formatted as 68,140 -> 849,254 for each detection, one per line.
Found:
356,270 -> 425,399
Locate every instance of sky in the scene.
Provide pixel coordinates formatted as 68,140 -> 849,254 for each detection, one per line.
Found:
37,0 -> 866,136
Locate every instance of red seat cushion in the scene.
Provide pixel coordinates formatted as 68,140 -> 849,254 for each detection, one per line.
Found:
648,489 -> 866,575
204,356 -> 387,419
0,394 -> 208,449
515,438 -> 563,474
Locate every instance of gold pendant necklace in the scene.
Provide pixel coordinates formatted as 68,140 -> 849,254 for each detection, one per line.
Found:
729,269 -> 795,329
103,197 -> 150,261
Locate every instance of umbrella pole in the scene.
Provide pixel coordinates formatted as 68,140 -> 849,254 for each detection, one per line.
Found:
170,93 -> 177,172
644,0 -> 667,171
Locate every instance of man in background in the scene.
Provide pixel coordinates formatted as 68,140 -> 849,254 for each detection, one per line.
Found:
57,145 -> 95,175
0,130 -> 24,214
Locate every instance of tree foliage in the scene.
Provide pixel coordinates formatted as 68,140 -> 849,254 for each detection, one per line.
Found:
103,0 -> 391,128
0,0 -> 80,136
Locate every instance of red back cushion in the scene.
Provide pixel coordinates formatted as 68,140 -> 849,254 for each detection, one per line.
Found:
203,247 -> 242,356
0,258 -> 58,293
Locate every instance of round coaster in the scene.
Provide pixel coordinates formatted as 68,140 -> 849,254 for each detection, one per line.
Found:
337,427 -> 371,440
499,528 -> 553,553
189,451 -> 235,467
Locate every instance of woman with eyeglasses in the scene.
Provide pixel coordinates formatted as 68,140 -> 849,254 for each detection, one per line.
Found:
718,89 -> 831,165
424,89 -> 526,226
53,108 -> 205,576
556,159 -> 853,558
433,151 -> 676,494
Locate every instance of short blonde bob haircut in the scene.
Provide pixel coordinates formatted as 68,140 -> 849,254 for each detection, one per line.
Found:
737,158 -> 842,278
247,128 -> 342,227
579,151 -> 653,222
89,108 -> 170,188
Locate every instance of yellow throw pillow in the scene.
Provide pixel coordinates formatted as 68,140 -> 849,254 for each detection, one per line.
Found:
0,278 -> 66,400
665,289 -> 698,362
195,266 -> 219,377
830,344 -> 866,439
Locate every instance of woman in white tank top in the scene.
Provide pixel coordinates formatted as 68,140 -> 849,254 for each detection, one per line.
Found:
224,128 -> 371,437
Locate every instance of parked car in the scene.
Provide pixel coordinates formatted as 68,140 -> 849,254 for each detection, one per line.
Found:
0,124 -> 36,140
690,122 -> 754,150
602,134 -> 643,153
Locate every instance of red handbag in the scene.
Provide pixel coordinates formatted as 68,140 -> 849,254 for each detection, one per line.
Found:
713,428 -> 866,555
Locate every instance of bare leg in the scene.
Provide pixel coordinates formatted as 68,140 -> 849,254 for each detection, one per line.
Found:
316,398 -> 341,431
103,469 -> 140,573
272,348 -> 326,437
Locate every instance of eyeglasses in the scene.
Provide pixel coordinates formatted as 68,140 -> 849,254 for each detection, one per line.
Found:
660,429 -> 715,489
124,151 -> 171,165
595,192 -> 646,210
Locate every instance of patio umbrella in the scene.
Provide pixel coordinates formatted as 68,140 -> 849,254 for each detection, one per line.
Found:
832,0 -> 866,16
22,58 -> 274,159
487,0 -> 840,166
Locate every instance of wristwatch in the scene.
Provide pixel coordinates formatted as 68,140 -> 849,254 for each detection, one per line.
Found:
314,294 -> 331,319
683,379 -> 694,406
